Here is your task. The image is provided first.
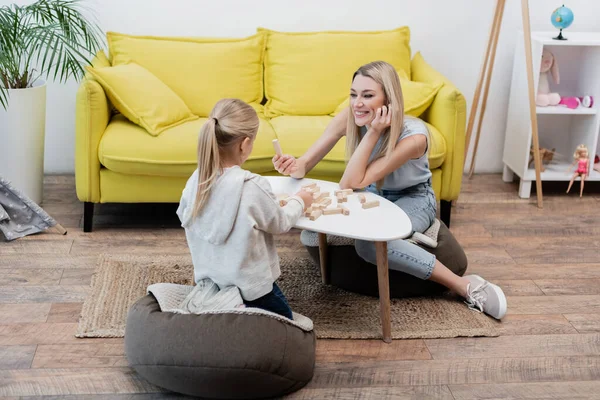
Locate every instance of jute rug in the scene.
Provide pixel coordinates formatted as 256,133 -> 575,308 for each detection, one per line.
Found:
76,253 -> 498,339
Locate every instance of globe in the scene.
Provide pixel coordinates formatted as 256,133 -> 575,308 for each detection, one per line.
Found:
551,5 -> 574,40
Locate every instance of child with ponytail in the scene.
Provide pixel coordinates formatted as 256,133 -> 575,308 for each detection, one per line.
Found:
176,98 -> 313,319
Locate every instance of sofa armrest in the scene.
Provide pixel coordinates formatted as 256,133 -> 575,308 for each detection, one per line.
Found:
75,78 -> 110,203
411,53 -> 466,201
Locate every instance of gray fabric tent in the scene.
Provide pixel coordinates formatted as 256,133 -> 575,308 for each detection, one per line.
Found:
0,175 -> 66,241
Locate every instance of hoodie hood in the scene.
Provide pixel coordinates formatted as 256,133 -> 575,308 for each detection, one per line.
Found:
177,166 -> 254,245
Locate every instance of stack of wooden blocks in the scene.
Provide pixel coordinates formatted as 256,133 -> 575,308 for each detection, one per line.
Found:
279,182 -> 380,221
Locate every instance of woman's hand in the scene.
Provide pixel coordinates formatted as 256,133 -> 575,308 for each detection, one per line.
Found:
273,154 -> 306,179
369,104 -> 392,135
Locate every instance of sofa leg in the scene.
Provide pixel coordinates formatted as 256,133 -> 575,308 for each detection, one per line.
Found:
83,202 -> 94,233
440,200 -> 452,228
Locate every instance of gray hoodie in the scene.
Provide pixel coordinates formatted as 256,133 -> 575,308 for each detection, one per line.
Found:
176,166 -> 305,301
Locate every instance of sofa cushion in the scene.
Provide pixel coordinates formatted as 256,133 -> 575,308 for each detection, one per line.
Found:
86,63 -> 198,136
99,115 -> 277,177
107,31 -> 265,117
269,116 -> 446,174
260,26 -> 412,117
84,50 -> 111,79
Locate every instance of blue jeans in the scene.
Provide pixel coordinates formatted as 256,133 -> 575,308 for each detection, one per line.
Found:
244,283 -> 293,320
354,182 -> 437,280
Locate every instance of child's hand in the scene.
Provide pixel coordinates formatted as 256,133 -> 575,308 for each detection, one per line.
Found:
295,190 -> 314,210
370,104 -> 392,135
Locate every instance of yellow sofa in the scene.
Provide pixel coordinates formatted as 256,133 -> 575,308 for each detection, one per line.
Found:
75,27 -> 466,232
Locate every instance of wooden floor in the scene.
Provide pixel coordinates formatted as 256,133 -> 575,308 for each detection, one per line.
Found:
1,174 -> 600,399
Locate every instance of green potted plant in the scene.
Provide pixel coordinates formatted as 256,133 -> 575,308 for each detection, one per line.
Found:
0,0 -> 104,204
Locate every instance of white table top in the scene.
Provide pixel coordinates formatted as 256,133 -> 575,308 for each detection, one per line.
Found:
265,176 -> 412,241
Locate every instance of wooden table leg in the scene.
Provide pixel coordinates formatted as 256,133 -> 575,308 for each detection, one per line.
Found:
318,233 -> 330,284
375,241 -> 392,343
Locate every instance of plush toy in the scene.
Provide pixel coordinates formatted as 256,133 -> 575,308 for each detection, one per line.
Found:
537,49 -> 561,107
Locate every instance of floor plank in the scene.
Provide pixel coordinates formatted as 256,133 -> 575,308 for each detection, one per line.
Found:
495,315 -> 579,336
493,280 -> 544,296
535,279 -> 600,295
0,240 -> 74,255
0,255 -> 98,269
316,339 -> 431,362
466,263 -> 600,281
59,269 -> 95,286
31,344 -> 128,368
0,323 -> 122,345
0,368 -> 163,396
0,345 -> 36,369
16,395 -> 194,400
46,303 -> 83,324
0,304 -> 51,325
449,380 -> 600,399
507,295 -> 600,315
0,269 -> 63,286
0,286 -> 90,304
285,385 -> 455,399
564,314 -> 600,333
307,356 -> 600,387
424,333 -> 600,359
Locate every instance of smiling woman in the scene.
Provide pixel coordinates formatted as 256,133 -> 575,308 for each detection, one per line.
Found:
272,60 -> 508,321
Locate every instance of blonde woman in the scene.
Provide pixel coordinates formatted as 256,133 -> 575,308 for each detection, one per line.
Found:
273,61 -> 507,319
177,99 -> 313,319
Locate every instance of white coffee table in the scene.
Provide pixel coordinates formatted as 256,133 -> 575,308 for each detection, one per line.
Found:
265,176 -> 413,343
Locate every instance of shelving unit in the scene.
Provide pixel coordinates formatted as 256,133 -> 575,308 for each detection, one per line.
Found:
502,31 -> 600,198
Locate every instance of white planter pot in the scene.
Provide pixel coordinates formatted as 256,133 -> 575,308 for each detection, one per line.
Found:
0,80 -> 47,204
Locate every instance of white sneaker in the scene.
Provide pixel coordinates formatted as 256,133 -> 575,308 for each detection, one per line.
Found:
464,275 -> 507,320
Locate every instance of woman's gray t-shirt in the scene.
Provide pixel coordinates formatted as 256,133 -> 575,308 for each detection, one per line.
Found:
360,117 -> 432,191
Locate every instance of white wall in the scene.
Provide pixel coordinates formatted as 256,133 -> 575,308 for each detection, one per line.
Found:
2,0 -> 599,174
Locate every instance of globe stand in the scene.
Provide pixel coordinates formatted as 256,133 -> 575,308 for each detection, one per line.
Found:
553,29 -> 567,40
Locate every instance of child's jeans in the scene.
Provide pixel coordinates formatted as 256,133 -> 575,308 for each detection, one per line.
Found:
244,283 -> 293,320
354,181 -> 438,280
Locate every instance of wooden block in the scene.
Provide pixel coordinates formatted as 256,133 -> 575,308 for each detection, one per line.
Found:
335,189 -> 354,195
304,207 -> 313,217
358,193 -> 366,203
337,193 -> 347,203
323,207 -> 343,215
318,197 -> 332,207
313,203 -> 326,210
362,200 -> 380,209
305,186 -> 320,193
314,192 -> 329,201
310,210 -> 322,221
272,139 -> 283,156
301,182 -> 317,190
341,207 -> 350,216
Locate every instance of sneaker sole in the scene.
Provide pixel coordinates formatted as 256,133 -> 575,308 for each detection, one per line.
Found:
470,274 -> 508,320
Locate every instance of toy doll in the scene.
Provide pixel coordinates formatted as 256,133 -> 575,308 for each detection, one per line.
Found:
566,144 -> 589,197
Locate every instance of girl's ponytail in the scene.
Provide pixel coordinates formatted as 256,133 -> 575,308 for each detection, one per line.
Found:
193,118 -> 220,218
